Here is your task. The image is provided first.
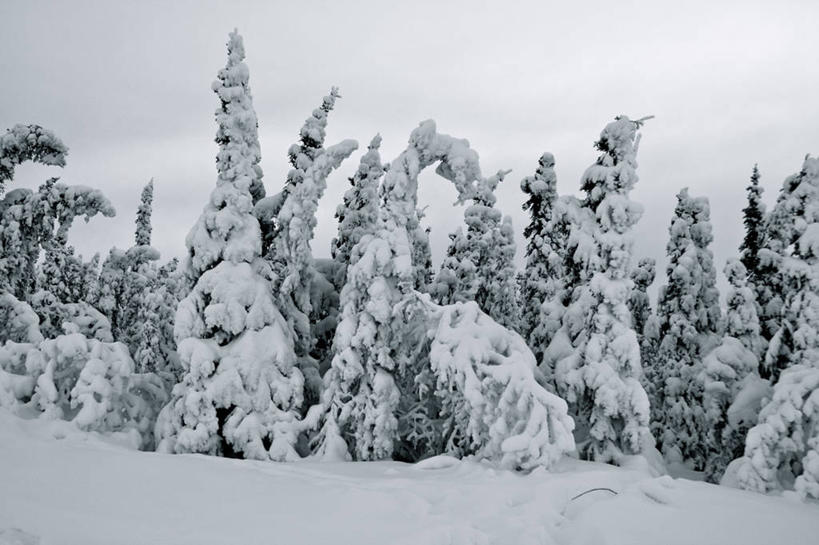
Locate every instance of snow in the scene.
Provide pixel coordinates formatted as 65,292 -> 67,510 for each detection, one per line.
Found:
0,124 -> 68,191
1,409 -> 818,545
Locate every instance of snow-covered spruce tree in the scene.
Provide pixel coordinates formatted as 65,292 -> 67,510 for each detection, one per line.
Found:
251,88 -> 356,407
0,309 -> 165,446
311,136 -> 385,378
533,194 -> 593,387
652,188 -> 722,470
1,124 -> 69,298
116,180 -> 182,382
0,176 -> 115,302
757,162 -> 819,382
332,134 -> 385,287
421,296 -> 575,470
255,88 -> 341,257
701,259 -> 763,483
629,258 -> 661,406
315,121 -> 573,468
135,179 -> 153,246
93,244 -> 158,349
431,169 -> 520,330
548,116 -> 652,462
723,259 -> 766,359
0,124 -> 68,195
738,156 -> 819,499
154,31 -> 304,461
316,120 -> 484,461
519,152 -> 560,343
628,257 -> 655,338
740,165 -> 765,282
269,90 -> 358,408
38,233 -> 99,305
484,215 -> 520,330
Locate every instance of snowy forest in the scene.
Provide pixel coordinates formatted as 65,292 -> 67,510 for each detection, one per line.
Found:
2,27 -> 819,541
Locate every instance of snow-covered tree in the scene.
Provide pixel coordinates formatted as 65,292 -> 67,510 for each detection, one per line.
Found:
740,165 -> 765,281
629,258 -> 659,406
255,88 -> 342,256
628,257 -> 655,338
431,227 -> 476,305
1,293 -> 165,447
519,152 -> 560,342
154,31 -> 305,461
723,259 -> 765,359
738,156 -> 819,499
652,188 -> 722,469
701,259 -> 763,482
533,195 -> 593,385
38,233 -> 99,305
757,161 -> 819,382
316,120 -> 484,460
274,101 -> 357,405
135,179 -> 154,247
424,298 -> 575,469
332,134 -> 385,286
483,215 -> 520,330
93,245 -> 158,347
431,169 -> 520,329
254,88 -> 357,408
1,173 -> 114,302
0,124 -> 68,195
546,116 -> 652,463
755,161 -> 816,360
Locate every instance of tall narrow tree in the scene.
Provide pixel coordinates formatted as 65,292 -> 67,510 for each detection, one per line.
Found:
550,116 -> 652,462
740,165 -> 765,279
652,188 -> 722,469
519,152 -> 560,343
155,31 -> 304,461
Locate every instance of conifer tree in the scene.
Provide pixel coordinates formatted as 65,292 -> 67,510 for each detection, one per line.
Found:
701,259 -> 761,482
549,116 -> 652,462
519,153 -> 560,342
0,124 -> 68,195
740,165 -> 765,280
316,120 -> 482,460
1,176 -> 114,301
628,257 -> 655,341
739,155 -> 819,499
155,31 -> 304,461
652,188 -> 722,469
431,169 -> 520,329
135,179 -> 154,247
268,90 -> 357,407
332,135 -> 385,285
255,88 -> 342,257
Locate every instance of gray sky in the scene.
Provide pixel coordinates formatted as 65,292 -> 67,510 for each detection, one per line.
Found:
3,0 -> 819,299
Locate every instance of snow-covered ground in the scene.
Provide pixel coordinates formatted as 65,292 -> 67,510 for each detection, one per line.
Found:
1,410 -> 817,545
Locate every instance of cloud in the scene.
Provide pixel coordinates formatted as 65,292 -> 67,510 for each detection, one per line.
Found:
2,0 -> 818,300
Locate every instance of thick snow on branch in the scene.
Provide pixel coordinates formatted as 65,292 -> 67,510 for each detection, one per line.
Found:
0,124 -> 68,192
428,300 -> 575,470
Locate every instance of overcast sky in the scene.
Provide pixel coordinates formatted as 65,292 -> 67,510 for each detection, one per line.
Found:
3,0 -> 818,298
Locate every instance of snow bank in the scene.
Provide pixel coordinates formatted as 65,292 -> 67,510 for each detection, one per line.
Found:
1,409 -> 817,545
